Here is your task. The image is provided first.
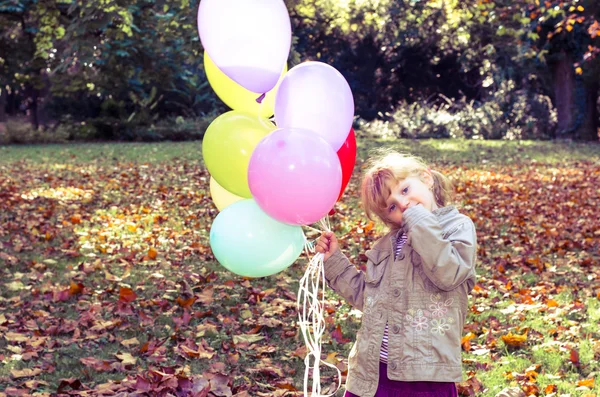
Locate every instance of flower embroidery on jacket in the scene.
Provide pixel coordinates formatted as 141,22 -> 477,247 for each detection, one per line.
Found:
431,318 -> 451,335
406,309 -> 429,332
429,294 -> 454,318
406,294 -> 456,335
364,294 -> 379,315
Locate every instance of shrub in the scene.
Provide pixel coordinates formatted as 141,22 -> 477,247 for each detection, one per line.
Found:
0,118 -> 69,144
129,116 -> 214,142
360,80 -> 557,140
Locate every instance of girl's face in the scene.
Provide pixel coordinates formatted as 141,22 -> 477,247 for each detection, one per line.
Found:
384,173 -> 437,227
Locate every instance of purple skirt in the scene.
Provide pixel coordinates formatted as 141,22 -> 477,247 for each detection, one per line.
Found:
344,362 -> 458,397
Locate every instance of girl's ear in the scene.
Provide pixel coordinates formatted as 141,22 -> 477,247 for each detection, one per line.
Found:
422,170 -> 434,189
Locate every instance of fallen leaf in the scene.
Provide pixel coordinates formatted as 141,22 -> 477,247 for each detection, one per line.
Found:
115,352 -> 137,365
119,287 -> 137,303
501,332 -> 528,348
11,368 -> 42,379
148,247 -> 157,259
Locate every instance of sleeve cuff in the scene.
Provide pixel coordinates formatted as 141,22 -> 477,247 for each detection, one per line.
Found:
402,204 -> 433,230
323,249 -> 352,281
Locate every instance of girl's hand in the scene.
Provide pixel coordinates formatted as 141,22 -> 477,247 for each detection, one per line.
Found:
315,231 -> 339,261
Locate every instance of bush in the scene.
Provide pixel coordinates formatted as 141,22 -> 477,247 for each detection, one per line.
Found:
129,116 -> 214,142
359,80 -> 557,140
0,118 -> 69,144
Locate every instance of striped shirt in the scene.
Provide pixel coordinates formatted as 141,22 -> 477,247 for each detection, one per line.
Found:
380,232 -> 408,364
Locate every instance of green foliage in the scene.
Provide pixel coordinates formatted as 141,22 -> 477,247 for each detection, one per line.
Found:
0,118 -> 69,144
1,0 -> 598,140
360,80 -> 556,140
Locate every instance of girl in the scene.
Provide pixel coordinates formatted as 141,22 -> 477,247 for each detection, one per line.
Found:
315,151 -> 477,397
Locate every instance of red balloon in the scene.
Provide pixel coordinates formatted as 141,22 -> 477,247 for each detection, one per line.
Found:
336,128 -> 356,201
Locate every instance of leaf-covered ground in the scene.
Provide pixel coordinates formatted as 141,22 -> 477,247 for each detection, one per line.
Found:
0,139 -> 599,397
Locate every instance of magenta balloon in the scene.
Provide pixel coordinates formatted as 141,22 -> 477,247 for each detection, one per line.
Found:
274,62 -> 354,151
248,128 -> 342,225
197,0 -> 291,93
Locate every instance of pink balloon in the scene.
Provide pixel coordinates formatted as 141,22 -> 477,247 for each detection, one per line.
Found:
248,128 -> 342,225
197,0 -> 291,93
274,62 -> 354,151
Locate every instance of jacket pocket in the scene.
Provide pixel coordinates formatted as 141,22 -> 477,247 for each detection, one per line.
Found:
401,293 -> 462,365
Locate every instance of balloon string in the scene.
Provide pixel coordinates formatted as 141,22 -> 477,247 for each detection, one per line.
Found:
298,216 -> 341,397
256,93 -> 266,103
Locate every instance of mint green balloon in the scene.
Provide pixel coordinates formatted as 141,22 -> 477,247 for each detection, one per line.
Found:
209,199 -> 305,277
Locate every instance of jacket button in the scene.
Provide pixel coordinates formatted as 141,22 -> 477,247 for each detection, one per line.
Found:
392,288 -> 401,297
392,324 -> 400,334
398,252 -> 405,260
390,361 -> 397,370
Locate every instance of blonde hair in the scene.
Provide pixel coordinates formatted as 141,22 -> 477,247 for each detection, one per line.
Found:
360,150 -> 454,229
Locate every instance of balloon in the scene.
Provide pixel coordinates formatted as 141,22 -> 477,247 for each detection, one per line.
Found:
209,199 -> 305,277
204,52 -> 287,118
210,177 -> 243,211
202,111 -> 276,198
336,128 -> 357,201
274,62 -> 354,151
197,0 -> 291,93
248,128 -> 342,225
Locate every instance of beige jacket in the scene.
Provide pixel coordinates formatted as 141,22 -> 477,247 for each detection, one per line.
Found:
324,205 -> 477,397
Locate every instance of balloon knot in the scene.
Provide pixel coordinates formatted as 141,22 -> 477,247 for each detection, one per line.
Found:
256,93 -> 266,104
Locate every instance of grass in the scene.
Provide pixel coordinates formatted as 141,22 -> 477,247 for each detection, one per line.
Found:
1,137 -> 599,396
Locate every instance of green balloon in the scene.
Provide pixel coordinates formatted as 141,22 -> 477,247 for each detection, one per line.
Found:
202,111 -> 275,198
209,199 -> 305,278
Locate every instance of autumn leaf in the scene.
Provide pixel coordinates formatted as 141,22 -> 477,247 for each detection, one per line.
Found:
501,331 -> 528,348
69,280 -> 84,296
115,352 -> 137,366
4,332 -> 28,342
121,337 -> 140,347
176,296 -> 196,308
233,334 -> 265,344
331,324 -> 351,344
546,299 -> 558,307
576,378 -> 595,388
462,332 -> 476,351
570,348 -> 580,367
80,357 -> 113,372
119,287 -> 137,303
147,247 -> 157,259
11,368 -> 42,379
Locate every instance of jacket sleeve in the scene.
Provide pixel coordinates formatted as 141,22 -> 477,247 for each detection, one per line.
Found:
402,205 -> 477,292
323,249 -> 366,311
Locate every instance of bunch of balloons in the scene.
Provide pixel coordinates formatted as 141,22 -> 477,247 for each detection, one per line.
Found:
198,0 -> 356,278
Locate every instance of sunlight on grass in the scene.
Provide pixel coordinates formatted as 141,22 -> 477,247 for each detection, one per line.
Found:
21,186 -> 94,202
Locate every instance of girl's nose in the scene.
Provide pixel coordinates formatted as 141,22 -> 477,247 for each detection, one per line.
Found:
398,196 -> 410,210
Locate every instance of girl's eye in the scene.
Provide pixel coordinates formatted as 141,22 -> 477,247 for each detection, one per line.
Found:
402,186 -> 409,194
388,204 -> 396,212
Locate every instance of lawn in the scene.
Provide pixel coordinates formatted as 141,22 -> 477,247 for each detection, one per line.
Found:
0,138 -> 599,396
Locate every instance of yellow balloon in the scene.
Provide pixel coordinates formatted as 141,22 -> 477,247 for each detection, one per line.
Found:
204,52 -> 287,119
210,177 -> 243,211
202,110 -> 276,198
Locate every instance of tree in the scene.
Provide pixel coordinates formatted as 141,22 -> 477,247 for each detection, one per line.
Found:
0,0 -> 68,128
495,0 -> 600,140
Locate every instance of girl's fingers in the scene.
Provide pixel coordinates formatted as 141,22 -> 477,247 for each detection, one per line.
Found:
315,240 -> 330,252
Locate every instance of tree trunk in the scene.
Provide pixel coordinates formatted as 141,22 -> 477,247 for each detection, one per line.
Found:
0,88 -> 6,122
28,85 -> 39,130
577,81 -> 599,141
552,52 -> 575,138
